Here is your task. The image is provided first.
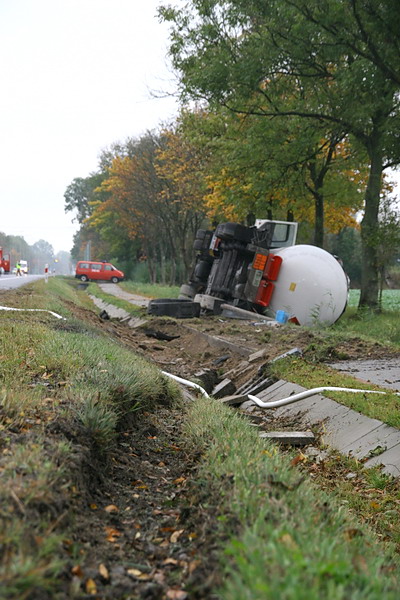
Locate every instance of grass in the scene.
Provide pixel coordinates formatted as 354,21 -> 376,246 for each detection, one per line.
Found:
348,289 -> 400,311
121,280 -> 180,299
0,277 -> 181,598
297,450 -> 400,551
2,276 -> 400,598
184,397 -> 400,599
335,306 -> 400,347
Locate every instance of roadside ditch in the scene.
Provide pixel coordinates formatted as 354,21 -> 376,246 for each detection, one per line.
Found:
2,279 -> 400,599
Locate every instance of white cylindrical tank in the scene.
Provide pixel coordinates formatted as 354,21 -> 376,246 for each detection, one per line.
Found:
268,245 -> 348,326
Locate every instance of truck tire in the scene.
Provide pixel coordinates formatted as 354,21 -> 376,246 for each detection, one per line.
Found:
111,276 -> 119,283
193,238 -> 206,251
148,298 -> 200,318
193,260 -> 212,281
80,275 -> 89,282
178,284 -> 197,299
195,229 -> 208,241
215,222 -> 253,243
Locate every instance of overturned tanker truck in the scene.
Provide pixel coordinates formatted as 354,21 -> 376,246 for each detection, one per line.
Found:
148,219 -> 349,326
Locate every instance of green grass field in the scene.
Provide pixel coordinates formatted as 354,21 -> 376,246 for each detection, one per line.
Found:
348,288 -> 400,311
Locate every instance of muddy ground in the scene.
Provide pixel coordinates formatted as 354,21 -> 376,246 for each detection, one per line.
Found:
3,286 -> 400,599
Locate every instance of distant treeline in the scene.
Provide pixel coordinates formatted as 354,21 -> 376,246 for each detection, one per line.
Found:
0,232 -> 71,275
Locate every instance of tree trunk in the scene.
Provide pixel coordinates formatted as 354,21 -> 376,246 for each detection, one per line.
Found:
358,137 -> 383,311
307,158 -> 326,249
159,245 -> 166,285
169,259 -> 177,286
314,192 -> 324,248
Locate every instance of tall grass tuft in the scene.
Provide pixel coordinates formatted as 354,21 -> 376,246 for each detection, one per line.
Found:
184,398 -> 400,599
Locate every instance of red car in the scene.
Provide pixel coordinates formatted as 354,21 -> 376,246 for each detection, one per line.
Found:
75,261 -> 124,283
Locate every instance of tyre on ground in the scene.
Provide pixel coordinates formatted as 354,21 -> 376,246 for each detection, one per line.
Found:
147,298 -> 200,318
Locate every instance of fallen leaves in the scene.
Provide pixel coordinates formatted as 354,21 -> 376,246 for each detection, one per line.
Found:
343,528 -> 364,541
105,526 -> 122,543
98,563 -> 110,581
166,590 -> 187,600
127,568 -> 152,581
170,529 -> 184,543
291,452 -> 307,467
85,578 -> 97,595
173,476 -> 186,485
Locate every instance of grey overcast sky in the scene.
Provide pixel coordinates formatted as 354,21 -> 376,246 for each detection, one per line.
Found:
0,0 -> 178,254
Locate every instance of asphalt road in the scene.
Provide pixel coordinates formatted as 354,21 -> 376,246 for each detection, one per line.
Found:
0,273 -> 46,290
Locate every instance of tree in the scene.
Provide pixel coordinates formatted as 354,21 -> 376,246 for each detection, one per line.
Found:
155,126 -> 208,276
64,173 -> 106,224
88,130 -> 208,283
182,107 -> 366,246
375,194 -> 400,306
160,0 -> 400,310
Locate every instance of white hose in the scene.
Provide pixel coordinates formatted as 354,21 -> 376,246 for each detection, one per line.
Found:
0,306 -> 66,320
161,371 -> 210,398
161,370 -> 400,408
248,386 -> 400,409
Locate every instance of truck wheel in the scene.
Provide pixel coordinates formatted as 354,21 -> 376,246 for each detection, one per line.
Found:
148,298 -> 200,318
111,277 -> 119,283
215,222 -> 252,243
80,275 -> 89,282
194,260 -> 212,281
178,283 -> 197,299
195,229 -> 208,241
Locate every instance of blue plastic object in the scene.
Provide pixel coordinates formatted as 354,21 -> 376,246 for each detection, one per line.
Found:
275,309 -> 289,324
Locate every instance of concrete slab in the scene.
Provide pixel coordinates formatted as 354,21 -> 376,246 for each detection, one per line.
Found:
259,431 -> 315,445
258,381 -> 349,424
183,325 -> 255,357
251,379 -> 400,477
365,443 -> 400,477
90,295 -> 131,319
257,380 -> 304,402
340,423 -> 400,458
321,411 -> 382,450
329,358 -> 400,391
98,283 -> 149,307
275,394 -> 349,425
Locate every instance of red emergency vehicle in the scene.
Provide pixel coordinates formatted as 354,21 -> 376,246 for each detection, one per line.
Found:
75,261 -> 124,283
0,248 -> 10,273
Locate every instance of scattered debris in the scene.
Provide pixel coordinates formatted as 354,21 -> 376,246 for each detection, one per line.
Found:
212,354 -> 231,366
270,347 -> 303,363
142,328 -> 180,342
